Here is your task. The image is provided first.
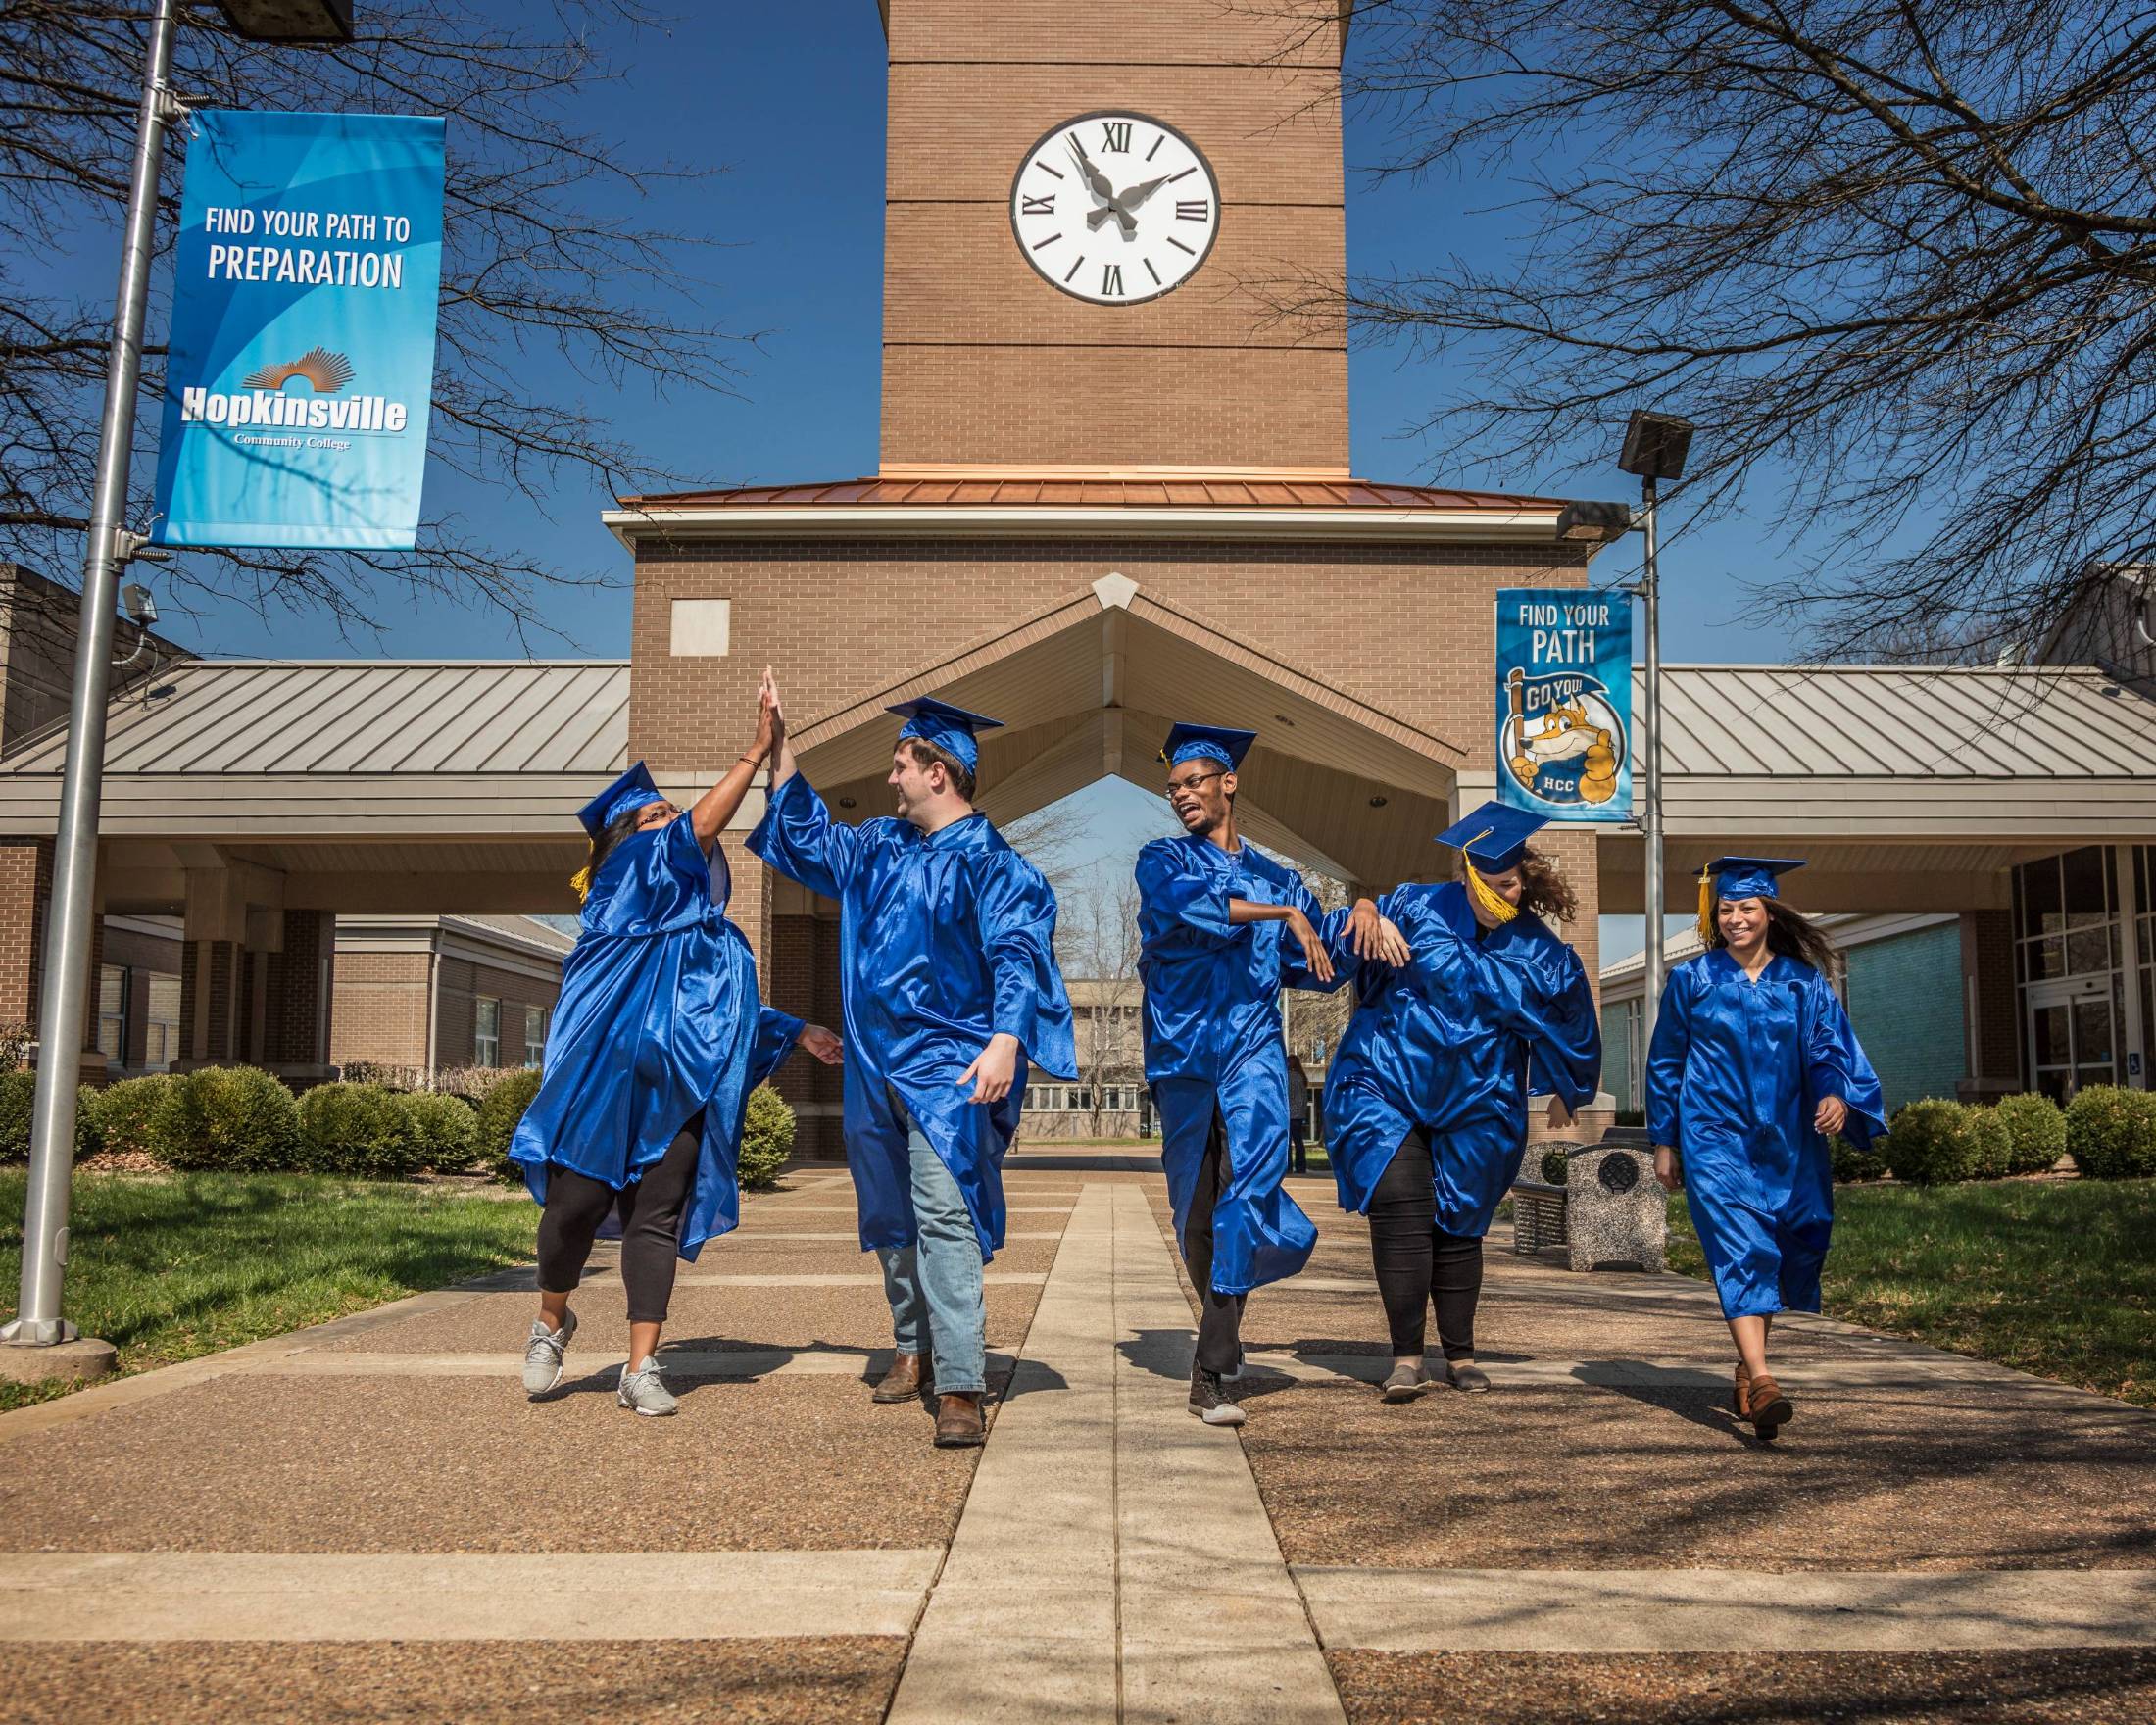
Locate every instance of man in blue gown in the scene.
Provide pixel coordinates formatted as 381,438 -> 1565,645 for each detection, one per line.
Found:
1137,722 -> 1354,1427
750,679 -> 1076,1449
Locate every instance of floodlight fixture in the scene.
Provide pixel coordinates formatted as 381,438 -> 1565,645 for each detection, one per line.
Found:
1617,410 -> 1694,482
215,0 -> 355,42
1554,500 -> 1634,541
120,583 -> 158,626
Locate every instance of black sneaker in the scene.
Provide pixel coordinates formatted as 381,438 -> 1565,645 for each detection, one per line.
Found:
1188,1362 -> 1246,1427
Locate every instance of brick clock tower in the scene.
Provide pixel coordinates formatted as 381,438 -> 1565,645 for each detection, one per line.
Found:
615,2 -> 1616,1155
878,1 -> 1348,473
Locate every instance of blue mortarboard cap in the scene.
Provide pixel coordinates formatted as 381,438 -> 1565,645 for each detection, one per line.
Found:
1705,856 -> 1806,902
887,696 -> 1003,773
577,762 -> 663,840
1435,801 -> 1548,872
1159,722 -> 1257,772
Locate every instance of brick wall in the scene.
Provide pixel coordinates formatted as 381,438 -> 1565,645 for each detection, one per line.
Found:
436,956 -> 562,1072
328,950 -> 432,1069
0,838 -> 52,1026
1960,909 -> 2023,1096
1845,922 -> 1968,1112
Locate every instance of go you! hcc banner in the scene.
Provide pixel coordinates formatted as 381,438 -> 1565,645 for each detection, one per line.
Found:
1494,588 -> 1634,821
152,110 -> 446,551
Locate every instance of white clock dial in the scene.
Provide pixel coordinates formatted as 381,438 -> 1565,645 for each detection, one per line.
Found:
1009,112 -> 1221,306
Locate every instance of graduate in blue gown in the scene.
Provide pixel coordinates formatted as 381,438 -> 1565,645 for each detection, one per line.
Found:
1138,722 -> 1355,1427
510,707 -> 841,1416
1322,803 -> 1601,1401
749,675 -> 1076,1448
1646,856 -> 1885,1439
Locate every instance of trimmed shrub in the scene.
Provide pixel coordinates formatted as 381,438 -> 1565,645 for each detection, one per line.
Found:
474,1066 -> 544,1181
1992,1092 -> 2069,1176
397,1088 -> 481,1172
1830,1133 -> 1891,1183
97,1073 -> 178,1160
738,1084 -> 796,1191
1885,1099 -> 2006,1185
153,1064 -> 298,1171
2064,1085 -> 2156,1179
295,1082 -> 423,1179
0,1068 -> 103,1163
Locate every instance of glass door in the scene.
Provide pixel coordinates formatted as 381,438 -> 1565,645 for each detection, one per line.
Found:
2026,973 -> 2116,1103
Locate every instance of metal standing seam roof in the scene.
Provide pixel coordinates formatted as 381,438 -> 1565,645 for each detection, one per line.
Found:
1642,665 -> 2156,780
0,660 -> 631,776
615,474 -> 1572,512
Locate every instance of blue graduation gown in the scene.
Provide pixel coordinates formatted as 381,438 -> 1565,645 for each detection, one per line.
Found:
1136,834 -> 1341,1295
749,773 -> 1077,1260
1645,951 -> 1886,1318
1322,881 -> 1601,1237
509,818 -> 801,1260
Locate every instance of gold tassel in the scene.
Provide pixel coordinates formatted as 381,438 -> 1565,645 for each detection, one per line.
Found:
1695,865 -> 1716,942
1465,861 -> 1520,924
569,863 -> 593,904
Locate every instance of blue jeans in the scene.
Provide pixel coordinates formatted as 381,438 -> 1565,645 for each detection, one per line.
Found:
874,1094 -> 987,1396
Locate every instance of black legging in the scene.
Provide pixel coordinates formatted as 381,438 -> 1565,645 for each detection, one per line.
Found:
536,1114 -> 703,1325
1181,1107 -> 1247,1376
1368,1129 -> 1484,1360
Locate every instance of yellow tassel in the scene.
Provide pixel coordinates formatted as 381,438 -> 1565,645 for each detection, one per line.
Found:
1695,865 -> 1716,942
569,863 -> 593,904
1465,861 -> 1520,924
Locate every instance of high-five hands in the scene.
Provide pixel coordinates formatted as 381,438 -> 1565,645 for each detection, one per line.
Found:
959,1032 -> 1022,1104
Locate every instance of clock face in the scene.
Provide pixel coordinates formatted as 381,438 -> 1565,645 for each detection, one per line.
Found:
1008,112 -> 1221,306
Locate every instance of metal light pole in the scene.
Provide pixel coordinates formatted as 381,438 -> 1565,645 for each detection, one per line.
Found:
2,0 -> 358,1363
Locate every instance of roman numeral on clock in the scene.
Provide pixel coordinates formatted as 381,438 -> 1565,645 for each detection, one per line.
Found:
1102,264 -> 1124,296
1100,122 -> 1132,152
1021,194 -> 1054,216
1176,200 -> 1209,222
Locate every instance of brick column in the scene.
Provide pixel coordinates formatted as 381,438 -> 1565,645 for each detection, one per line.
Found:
180,938 -> 244,1065
262,910 -> 336,1083
1959,910 -> 2023,1100
0,838 -> 52,1031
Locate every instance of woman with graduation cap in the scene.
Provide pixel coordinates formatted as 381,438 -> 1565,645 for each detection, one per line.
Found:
510,695 -> 841,1417
1645,857 -> 1885,1439
751,677 -> 1076,1449
1322,803 -> 1602,1402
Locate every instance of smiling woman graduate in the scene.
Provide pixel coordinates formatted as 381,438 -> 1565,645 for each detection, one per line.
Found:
1322,803 -> 1602,1403
509,692 -> 840,1418
1645,857 -> 1885,1441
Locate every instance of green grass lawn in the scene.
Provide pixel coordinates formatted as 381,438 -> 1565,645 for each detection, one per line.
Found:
1666,1177 -> 2156,1408
0,1169 -> 540,1410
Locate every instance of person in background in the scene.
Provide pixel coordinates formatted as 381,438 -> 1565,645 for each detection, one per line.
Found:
750,676 -> 1076,1449
512,694 -> 842,1417
1285,1055 -> 1312,1177
1323,803 -> 1601,1404
1646,856 -> 1885,1441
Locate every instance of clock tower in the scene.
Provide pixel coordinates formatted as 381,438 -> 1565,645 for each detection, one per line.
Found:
878,1 -> 1349,474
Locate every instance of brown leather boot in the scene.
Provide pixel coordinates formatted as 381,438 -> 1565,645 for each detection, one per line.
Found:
1744,1371 -> 1793,1439
933,1391 -> 986,1448
872,1352 -> 928,1404
1733,1360 -> 1750,1420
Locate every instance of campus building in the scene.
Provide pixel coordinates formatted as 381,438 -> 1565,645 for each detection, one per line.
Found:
0,4 -> 2151,1152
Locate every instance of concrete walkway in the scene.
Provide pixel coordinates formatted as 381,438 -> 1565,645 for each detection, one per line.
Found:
3,1153 -> 2153,1723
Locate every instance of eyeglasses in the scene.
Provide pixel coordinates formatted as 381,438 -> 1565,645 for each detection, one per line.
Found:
1163,770 -> 1226,801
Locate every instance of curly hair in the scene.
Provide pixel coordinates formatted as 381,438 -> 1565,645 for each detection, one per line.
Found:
1709,896 -> 1838,975
1513,847 -> 1579,922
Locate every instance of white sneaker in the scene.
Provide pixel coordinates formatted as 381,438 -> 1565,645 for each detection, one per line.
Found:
521,1310 -> 577,1398
617,1355 -> 679,1417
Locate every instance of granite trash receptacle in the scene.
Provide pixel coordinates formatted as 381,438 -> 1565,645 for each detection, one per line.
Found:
1560,1142 -> 1666,1273
1509,1140 -> 1573,1256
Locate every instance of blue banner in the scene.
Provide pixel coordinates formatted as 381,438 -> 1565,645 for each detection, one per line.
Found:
1494,588 -> 1634,820
152,110 -> 445,550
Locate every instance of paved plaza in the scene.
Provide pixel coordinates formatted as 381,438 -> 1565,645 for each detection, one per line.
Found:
2,1151 -> 2152,1723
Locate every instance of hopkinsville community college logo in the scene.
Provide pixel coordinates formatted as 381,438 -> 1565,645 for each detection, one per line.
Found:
179,345 -> 411,433
1501,667 -> 1627,807
240,346 -> 354,393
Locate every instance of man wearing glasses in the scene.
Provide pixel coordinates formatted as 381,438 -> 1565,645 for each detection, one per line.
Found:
1135,722 -> 1404,1425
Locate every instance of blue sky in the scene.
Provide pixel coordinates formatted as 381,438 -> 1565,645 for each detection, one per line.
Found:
55,5 -> 1821,960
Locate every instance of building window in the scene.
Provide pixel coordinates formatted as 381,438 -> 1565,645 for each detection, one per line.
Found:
524,1005 -> 549,1068
2014,848 -> 2127,1101
144,972 -> 179,1070
475,996 -> 501,1067
95,964 -> 126,1063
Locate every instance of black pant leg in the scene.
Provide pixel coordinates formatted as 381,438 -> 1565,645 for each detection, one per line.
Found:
615,1115 -> 706,1327
535,1168 -> 618,1296
1183,1108 -> 1247,1375
1367,1129 -> 1437,1356
1431,1228 -> 1485,1361
1289,1122 -> 1307,1175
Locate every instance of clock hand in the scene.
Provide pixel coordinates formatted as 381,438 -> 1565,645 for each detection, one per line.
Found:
1088,174 -> 1169,230
1067,137 -> 1119,208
